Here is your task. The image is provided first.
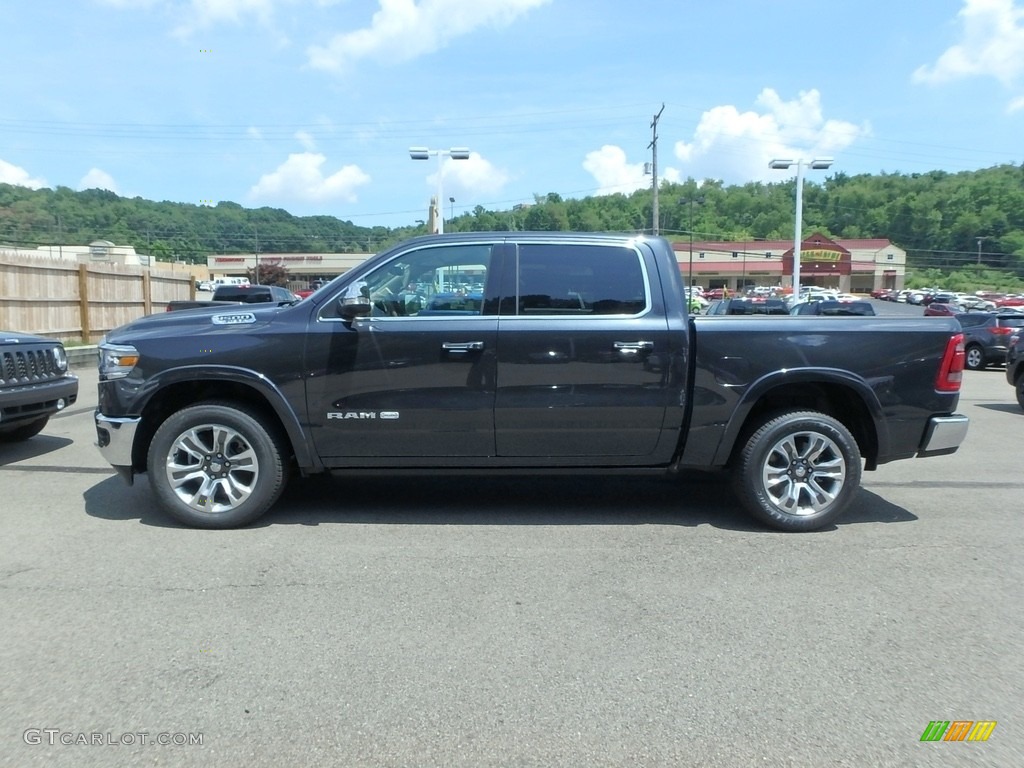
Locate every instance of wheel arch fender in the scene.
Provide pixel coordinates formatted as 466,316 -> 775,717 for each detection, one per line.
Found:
712,368 -> 888,469
129,365 -> 320,473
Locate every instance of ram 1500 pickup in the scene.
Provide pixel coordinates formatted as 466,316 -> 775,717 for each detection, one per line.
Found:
94,233 -> 969,531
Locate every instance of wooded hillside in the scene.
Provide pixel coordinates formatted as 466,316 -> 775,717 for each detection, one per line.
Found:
2,163 -> 1023,281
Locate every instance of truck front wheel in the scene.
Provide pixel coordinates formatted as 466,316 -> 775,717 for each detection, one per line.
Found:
147,402 -> 288,529
733,410 -> 861,532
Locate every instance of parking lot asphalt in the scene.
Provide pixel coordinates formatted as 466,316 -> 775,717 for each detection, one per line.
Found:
1,325 -> 1021,767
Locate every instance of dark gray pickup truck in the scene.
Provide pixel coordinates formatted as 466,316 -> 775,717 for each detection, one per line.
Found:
1,331 -> 78,441
94,233 -> 969,531
165,284 -> 298,312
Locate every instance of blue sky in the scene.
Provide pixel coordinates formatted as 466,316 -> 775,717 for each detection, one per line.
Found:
1,0 -> 1022,229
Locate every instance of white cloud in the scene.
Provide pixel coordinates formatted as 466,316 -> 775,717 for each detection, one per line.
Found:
172,0 -> 281,35
249,152 -> 370,203
78,168 -> 120,193
307,0 -> 551,73
0,159 -> 47,189
673,89 -> 868,183
424,153 -> 508,198
186,0 -> 278,27
582,145 -> 648,196
913,0 -> 1024,88
295,130 -> 317,150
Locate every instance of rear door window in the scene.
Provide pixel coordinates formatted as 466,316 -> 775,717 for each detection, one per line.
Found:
500,243 -> 648,316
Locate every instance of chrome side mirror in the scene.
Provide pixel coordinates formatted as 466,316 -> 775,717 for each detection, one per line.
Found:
337,281 -> 371,319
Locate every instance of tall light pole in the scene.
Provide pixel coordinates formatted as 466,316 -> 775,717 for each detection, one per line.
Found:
409,146 -> 470,234
449,196 -> 455,223
976,236 -> 986,265
769,157 -> 833,299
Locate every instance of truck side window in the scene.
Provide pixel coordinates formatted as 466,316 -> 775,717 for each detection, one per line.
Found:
509,244 -> 647,316
355,244 -> 493,318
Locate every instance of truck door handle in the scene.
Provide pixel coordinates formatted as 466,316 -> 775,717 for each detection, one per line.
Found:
613,341 -> 654,353
442,341 -> 485,352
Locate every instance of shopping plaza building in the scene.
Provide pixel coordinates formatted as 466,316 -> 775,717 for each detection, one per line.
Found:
206,232 -> 908,295
672,233 -> 906,294
2,231 -> 907,297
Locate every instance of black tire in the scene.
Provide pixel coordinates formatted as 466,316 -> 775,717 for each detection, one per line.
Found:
964,344 -> 986,371
732,410 -> 862,532
0,416 -> 49,442
147,402 -> 289,528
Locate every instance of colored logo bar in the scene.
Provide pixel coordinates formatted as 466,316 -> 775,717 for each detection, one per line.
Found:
920,721 -> 997,742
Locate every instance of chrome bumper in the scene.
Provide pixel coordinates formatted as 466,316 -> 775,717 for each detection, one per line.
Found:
918,414 -> 969,456
95,412 -> 141,479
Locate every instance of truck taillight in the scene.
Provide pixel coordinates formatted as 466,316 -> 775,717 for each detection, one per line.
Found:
935,333 -> 965,392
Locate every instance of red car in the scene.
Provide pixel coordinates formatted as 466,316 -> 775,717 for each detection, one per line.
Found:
995,294 -> 1024,308
923,302 -> 959,317
293,280 -> 327,300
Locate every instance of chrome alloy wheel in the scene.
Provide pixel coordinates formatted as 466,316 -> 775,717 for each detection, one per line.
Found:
760,430 -> 847,517
164,423 -> 260,513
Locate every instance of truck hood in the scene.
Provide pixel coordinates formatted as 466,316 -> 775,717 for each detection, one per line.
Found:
106,303 -> 295,344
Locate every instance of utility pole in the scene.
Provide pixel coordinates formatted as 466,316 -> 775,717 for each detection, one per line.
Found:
254,224 -> 260,285
976,236 -> 985,265
648,103 -> 665,236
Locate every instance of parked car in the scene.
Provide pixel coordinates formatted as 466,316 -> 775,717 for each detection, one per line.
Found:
294,280 -> 328,300
705,298 -> 789,315
0,331 -> 79,442
955,312 -> 1024,370
994,294 -> 1024,308
960,295 -> 996,312
923,301 -> 960,318
790,300 -> 876,316
165,284 -> 299,312
923,293 -> 963,316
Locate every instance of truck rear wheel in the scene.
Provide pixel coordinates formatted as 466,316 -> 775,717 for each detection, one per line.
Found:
147,402 -> 288,529
733,410 -> 861,532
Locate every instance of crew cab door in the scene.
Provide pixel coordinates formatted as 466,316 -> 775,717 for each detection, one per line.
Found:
305,240 -> 503,460
493,241 -> 675,459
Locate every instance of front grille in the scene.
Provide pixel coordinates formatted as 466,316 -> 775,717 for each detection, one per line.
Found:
0,347 -> 62,387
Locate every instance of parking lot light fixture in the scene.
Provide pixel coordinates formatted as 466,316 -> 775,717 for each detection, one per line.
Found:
769,157 -> 834,299
409,147 -> 471,234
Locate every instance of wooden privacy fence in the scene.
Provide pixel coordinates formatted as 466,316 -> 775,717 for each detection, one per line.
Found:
0,256 -> 195,343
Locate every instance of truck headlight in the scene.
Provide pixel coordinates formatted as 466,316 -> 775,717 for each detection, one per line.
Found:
98,342 -> 140,380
